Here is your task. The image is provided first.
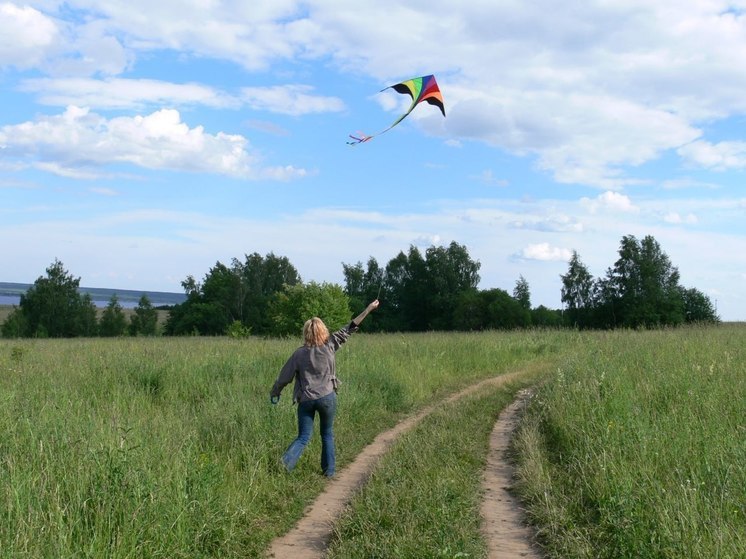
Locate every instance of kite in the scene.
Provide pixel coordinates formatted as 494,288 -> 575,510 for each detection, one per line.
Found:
348,74 -> 445,145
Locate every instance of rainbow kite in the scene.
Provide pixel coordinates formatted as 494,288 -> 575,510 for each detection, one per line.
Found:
348,74 -> 446,145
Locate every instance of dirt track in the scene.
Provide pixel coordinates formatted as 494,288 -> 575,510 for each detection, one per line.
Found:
266,371 -> 541,558
480,389 -> 542,558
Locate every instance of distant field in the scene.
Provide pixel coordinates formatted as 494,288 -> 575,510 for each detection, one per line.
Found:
0,305 -> 12,325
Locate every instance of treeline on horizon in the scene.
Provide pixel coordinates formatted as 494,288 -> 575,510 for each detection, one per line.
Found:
1,234 -> 719,339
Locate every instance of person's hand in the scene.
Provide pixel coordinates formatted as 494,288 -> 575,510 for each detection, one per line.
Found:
368,299 -> 380,311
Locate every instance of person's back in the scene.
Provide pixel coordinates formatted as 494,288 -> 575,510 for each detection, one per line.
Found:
270,300 -> 379,477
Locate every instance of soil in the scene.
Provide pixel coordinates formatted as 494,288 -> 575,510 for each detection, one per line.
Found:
266,372 -> 542,559
480,389 -> 543,558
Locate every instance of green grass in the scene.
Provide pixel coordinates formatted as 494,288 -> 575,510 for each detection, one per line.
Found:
5,326 -> 741,558
513,325 -> 746,558
0,330 -> 564,558
327,377 -> 540,559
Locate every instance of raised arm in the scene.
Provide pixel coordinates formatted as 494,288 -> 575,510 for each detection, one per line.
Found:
352,299 -> 380,326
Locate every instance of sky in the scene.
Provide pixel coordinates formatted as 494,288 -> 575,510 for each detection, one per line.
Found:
1,1 -> 745,321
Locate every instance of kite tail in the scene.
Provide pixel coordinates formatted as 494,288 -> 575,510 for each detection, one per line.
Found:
347,132 -> 373,145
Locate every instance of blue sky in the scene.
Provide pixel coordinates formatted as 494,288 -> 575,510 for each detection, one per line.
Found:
1,1 -> 745,320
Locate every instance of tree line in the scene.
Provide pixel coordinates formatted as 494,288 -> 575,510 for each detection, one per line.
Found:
1,260 -> 159,338
561,235 -> 718,328
1,235 -> 718,338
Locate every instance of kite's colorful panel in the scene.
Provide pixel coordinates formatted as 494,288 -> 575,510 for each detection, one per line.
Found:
348,74 -> 446,145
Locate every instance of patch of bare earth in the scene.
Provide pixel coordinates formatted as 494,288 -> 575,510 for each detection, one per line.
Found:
266,371 -> 538,559
480,389 -> 543,558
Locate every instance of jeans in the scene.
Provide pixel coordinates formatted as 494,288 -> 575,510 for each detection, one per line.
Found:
281,391 -> 337,476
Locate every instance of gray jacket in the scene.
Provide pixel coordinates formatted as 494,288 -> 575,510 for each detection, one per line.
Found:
270,321 -> 358,404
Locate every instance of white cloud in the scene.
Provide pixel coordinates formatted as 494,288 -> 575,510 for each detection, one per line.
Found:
663,212 -> 698,225
240,85 -> 346,115
661,178 -> 721,190
21,77 -> 239,110
580,191 -> 640,214
469,169 -> 508,187
89,186 -> 119,196
678,140 -> 746,170
0,106 -> 307,179
10,1 -> 746,186
514,243 -> 573,262
509,213 -> 584,233
0,3 -> 59,68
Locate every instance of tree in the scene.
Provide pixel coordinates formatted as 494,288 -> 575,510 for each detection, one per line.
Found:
130,295 -> 158,336
560,251 -> 595,328
453,288 -> 529,330
345,242 -> 481,332
100,294 -> 127,337
680,287 -> 719,323
425,242 -> 481,330
604,235 -> 684,327
483,288 -> 531,329
77,293 -> 99,337
241,252 -> 302,334
512,275 -> 532,326
453,289 -> 486,331
200,261 -> 243,324
531,305 -> 563,327
269,282 -> 351,337
377,247 -> 428,331
513,275 -> 531,310
165,252 -> 300,336
1,308 -> 28,338
17,259 -> 91,337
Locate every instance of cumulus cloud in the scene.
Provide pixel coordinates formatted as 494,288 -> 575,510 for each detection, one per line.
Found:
0,106 -> 306,179
514,243 -> 573,262
9,1 -> 746,187
580,191 -> 640,214
663,212 -> 698,225
0,3 -> 59,68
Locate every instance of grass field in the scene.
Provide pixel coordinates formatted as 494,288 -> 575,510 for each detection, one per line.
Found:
514,324 -> 746,558
1,325 -> 743,557
0,305 -> 15,325
0,330 -> 562,557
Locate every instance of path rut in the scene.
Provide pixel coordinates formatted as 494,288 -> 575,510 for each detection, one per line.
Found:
480,389 -> 542,558
266,370 -> 540,559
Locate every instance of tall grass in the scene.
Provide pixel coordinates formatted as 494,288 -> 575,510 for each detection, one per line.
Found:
0,330 -> 564,557
327,377 -> 541,559
514,325 -> 746,558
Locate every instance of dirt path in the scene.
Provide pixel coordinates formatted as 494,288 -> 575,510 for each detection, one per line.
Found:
480,389 -> 543,558
266,371 -> 537,559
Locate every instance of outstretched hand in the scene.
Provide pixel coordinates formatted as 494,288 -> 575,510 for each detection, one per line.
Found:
353,299 -> 380,326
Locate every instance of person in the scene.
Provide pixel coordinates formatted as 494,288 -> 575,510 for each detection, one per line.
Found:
270,299 -> 380,477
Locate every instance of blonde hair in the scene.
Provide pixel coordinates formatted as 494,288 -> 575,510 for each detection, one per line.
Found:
303,317 -> 330,347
